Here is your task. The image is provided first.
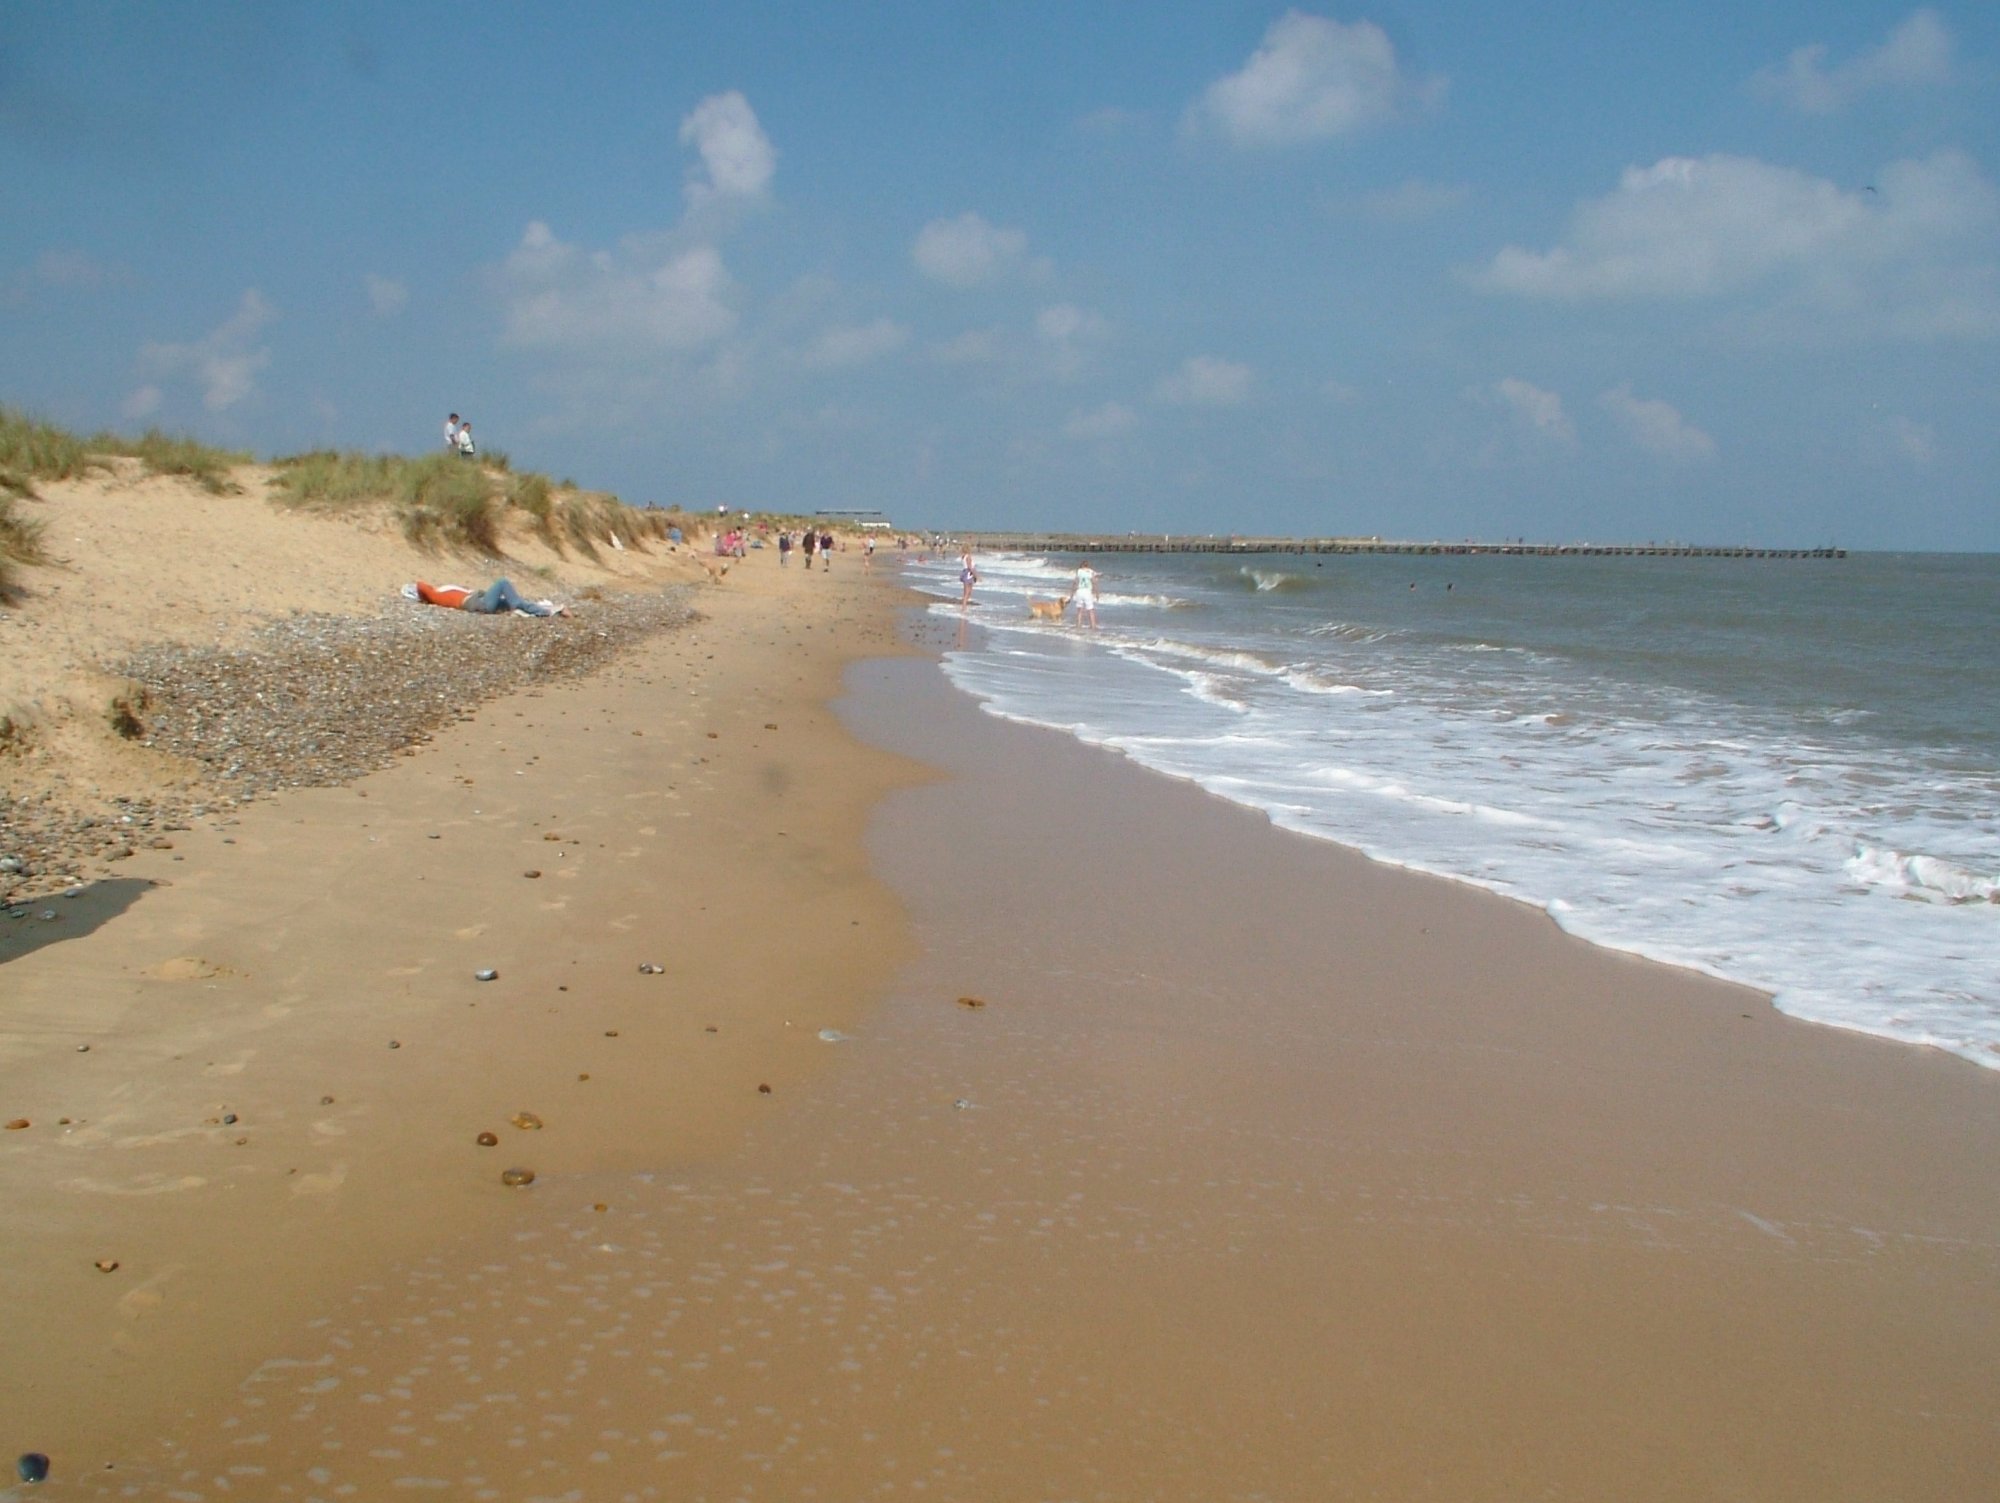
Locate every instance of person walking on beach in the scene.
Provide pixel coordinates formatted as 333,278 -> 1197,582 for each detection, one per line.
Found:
778,530 -> 793,567
863,535 -> 876,570
802,529 -> 818,569
958,546 -> 977,607
1072,560 -> 1099,628
820,529 -> 835,570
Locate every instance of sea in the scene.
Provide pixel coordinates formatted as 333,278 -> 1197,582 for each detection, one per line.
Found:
899,546 -> 2000,1069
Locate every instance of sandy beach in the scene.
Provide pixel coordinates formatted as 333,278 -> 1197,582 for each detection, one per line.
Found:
4,478 -> 1999,1498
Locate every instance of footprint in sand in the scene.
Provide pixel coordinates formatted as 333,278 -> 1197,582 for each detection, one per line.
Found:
61,1173 -> 207,1196
291,1161 -> 347,1197
117,1267 -> 182,1319
454,925 -> 488,940
144,956 -> 242,982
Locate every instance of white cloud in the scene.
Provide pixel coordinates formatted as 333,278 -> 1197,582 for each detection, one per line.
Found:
6,247 -> 130,303
1751,9 -> 1954,115
364,274 -> 408,317
1466,150 -> 2000,340
913,212 -> 1030,288
121,384 -> 161,420
1035,303 -> 1108,377
497,221 -> 735,352
800,318 -> 909,369
1155,355 -> 1254,407
137,289 -> 275,411
1184,10 -> 1443,147
1599,384 -> 1715,462
1492,377 -> 1575,443
1889,414 -> 1937,464
1063,401 -> 1138,441
679,91 -> 776,201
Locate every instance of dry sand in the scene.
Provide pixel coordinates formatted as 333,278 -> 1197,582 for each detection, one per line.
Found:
4,488 -> 1998,1499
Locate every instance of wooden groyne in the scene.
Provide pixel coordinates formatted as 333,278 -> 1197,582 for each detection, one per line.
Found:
961,535 -> 1844,560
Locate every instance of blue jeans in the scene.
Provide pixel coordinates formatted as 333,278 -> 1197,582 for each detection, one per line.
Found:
461,579 -> 551,616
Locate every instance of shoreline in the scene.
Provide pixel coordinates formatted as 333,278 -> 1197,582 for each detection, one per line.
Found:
5,562 -> 1997,1496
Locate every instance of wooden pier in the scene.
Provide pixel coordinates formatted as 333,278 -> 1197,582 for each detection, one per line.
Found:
960,535 -> 1844,560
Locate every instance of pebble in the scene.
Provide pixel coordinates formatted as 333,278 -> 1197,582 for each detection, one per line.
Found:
501,1167 -> 535,1187
637,962 -> 664,974
94,1259 -> 119,1273
476,1131 -> 499,1147
5,1119 -> 28,1131
17,1452 -> 49,1484
757,1083 -> 772,1095
1,590 -> 699,904
221,1112 -> 238,1125
956,995 -> 987,1009
523,870 -> 541,879
475,968 -> 498,982
509,1111 -> 543,1130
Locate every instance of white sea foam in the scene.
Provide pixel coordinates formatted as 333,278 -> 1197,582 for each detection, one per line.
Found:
929,550 -> 2000,1069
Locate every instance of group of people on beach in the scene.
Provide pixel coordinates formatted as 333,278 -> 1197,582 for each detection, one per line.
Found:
777,528 -> 840,570
442,412 -> 477,459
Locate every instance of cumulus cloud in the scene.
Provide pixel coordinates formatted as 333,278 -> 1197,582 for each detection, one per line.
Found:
1751,9 -> 1954,115
1035,303 -> 1109,377
1599,384 -> 1715,462
137,290 -> 275,411
1184,10 -> 1443,147
1466,150 -> 2000,340
1156,355 -> 1254,407
364,274 -> 408,317
800,318 -> 909,369
679,91 -> 776,201
1064,401 -> 1138,441
913,212 -> 1031,288
497,221 -> 735,352
1491,377 -> 1575,443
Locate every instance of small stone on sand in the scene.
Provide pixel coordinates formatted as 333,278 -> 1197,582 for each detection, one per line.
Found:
501,1167 -> 535,1187
509,1111 -> 544,1130
476,1131 -> 499,1147
956,995 -> 987,1009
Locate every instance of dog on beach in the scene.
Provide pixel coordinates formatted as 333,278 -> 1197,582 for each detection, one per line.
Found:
1027,594 -> 1072,621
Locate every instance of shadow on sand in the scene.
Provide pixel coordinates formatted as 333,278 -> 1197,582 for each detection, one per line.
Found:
0,877 -> 155,966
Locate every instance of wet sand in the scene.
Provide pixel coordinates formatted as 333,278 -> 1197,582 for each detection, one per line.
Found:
19,591 -> 1997,1501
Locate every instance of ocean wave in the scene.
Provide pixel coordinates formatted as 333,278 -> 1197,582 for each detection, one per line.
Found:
1238,567 -> 1313,593
1846,845 -> 2000,903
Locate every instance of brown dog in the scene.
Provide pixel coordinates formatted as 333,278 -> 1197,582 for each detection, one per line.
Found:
1027,594 -> 1072,621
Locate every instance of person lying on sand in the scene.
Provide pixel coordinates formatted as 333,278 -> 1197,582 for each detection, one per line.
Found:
404,580 -> 570,617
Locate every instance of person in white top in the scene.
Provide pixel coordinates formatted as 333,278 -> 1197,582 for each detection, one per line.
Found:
444,413 -> 461,450
1072,561 -> 1099,627
456,421 -> 476,458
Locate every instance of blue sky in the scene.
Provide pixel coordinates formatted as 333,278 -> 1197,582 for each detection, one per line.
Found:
4,3 -> 1996,548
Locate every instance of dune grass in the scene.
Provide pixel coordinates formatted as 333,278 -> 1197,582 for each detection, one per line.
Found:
100,428 -> 249,493
274,447 -> 688,559
1,406 -> 248,499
